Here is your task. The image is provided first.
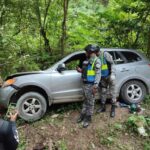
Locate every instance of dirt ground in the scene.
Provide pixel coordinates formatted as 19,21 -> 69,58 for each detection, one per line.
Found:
16,103 -> 150,150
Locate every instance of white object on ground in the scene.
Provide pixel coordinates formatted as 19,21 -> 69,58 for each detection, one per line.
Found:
137,126 -> 148,137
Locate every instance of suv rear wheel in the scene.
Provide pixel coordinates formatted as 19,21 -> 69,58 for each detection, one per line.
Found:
16,92 -> 47,121
121,80 -> 146,104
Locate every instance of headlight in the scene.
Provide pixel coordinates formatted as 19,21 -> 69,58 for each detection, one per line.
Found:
2,78 -> 16,88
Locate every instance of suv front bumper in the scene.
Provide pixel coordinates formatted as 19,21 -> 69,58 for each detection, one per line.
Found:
0,86 -> 18,107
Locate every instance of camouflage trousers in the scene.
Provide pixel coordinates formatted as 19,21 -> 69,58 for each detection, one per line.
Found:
81,84 -> 95,116
100,76 -> 117,104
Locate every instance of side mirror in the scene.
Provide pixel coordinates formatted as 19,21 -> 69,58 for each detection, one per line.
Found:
57,63 -> 66,73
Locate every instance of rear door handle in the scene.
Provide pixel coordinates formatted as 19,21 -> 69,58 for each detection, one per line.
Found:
121,68 -> 129,72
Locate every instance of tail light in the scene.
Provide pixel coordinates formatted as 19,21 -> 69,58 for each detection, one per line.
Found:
148,64 -> 150,67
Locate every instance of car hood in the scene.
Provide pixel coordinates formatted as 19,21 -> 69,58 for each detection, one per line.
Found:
6,71 -> 45,80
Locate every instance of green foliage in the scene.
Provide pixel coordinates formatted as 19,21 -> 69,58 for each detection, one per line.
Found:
56,139 -> 68,150
113,123 -> 123,131
18,123 -> 27,150
18,137 -> 27,150
143,95 -> 150,109
97,126 -> 117,147
126,114 -> 149,136
100,136 -> 115,146
143,140 -> 150,150
54,103 -> 82,114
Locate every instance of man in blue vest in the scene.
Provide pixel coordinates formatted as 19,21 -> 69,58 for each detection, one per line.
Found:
96,49 -> 117,117
77,44 -> 101,128
0,111 -> 19,150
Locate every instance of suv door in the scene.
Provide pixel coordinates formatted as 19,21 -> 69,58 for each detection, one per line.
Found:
112,50 -> 146,103
50,53 -> 86,103
111,51 -> 136,88
114,51 -> 136,76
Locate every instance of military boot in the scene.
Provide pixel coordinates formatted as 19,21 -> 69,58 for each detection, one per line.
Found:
96,104 -> 106,113
82,115 -> 92,128
77,113 -> 85,123
110,104 -> 116,118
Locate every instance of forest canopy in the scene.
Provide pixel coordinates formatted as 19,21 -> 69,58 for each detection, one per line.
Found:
0,0 -> 150,77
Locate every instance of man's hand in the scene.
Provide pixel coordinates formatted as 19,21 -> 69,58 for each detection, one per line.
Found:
92,85 -> 98,95
10,111 -> 18,122
76,66 -> 82,73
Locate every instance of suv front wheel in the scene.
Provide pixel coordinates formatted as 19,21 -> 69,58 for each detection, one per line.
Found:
121,80 -> 146,104
16,92 -> 47,121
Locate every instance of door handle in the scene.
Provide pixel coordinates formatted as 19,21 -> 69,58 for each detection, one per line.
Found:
121,68 -> 129,72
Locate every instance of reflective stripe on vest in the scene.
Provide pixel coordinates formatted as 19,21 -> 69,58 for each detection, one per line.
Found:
87,57 -> 97,82
101,52 -> 109,77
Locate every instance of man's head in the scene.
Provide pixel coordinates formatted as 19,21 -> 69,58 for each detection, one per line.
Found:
84,44 -> 100,57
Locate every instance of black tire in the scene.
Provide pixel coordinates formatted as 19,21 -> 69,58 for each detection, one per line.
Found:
16,92 -> 47,121
121,80 -> 146,104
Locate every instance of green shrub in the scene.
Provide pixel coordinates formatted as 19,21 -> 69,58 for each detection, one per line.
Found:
126,115 -> 149,136
143,95 -> 150,109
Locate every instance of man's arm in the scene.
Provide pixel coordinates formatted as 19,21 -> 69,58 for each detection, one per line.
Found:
4,112 -> 19,150
104,51 -> 116,75
94,58 -> 101,88
104,51 -> 114,64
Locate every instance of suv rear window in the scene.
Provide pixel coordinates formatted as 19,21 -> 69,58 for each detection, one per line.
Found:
120,51 -> 142,63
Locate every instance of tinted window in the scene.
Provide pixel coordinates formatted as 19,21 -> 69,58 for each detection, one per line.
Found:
120,51 -> 142,63
107,51 -> 115,60
110,51 -> 125,64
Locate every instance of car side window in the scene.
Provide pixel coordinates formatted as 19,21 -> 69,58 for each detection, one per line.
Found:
111,51 -> 125,64
107,51 -> 115,60
64,53 -> 86,70
65,60 -> 80,70
120,51 -> 142,63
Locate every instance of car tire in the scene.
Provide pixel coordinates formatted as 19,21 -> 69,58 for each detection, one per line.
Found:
121,80 -> 146,104
16,92 -> 47,121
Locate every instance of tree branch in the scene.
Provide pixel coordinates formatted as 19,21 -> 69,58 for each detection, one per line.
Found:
43,0 -> 51,27
60,0 -> 69,56
34,0 -> 52,54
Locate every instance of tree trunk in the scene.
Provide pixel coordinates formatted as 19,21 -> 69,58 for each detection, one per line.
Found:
133,10 -> 150,49
34,0 -> 52,54
101,0 -> 109,6
147,29 -> 150,58
0,2 -> 5,26
60,0 -> 69,56
40,27 -> 51,54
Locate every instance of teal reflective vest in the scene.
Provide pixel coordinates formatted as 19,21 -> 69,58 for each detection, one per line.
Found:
100,52 -> 109,77
86,57 -> 97,82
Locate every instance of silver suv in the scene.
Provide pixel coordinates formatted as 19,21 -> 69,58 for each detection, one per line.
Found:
0,49 -> 150,121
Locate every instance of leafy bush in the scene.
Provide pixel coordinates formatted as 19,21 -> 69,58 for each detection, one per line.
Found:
57,139 -> 68,150
143,141 -> 150,150
126,115 -> 149,136
143,95 -> 150,109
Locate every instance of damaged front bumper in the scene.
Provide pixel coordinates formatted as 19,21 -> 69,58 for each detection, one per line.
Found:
0,85 -> 18,108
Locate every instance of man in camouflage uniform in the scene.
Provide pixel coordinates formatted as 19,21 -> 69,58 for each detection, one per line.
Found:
77,44 -> 101,128
96,49 -> 117,117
